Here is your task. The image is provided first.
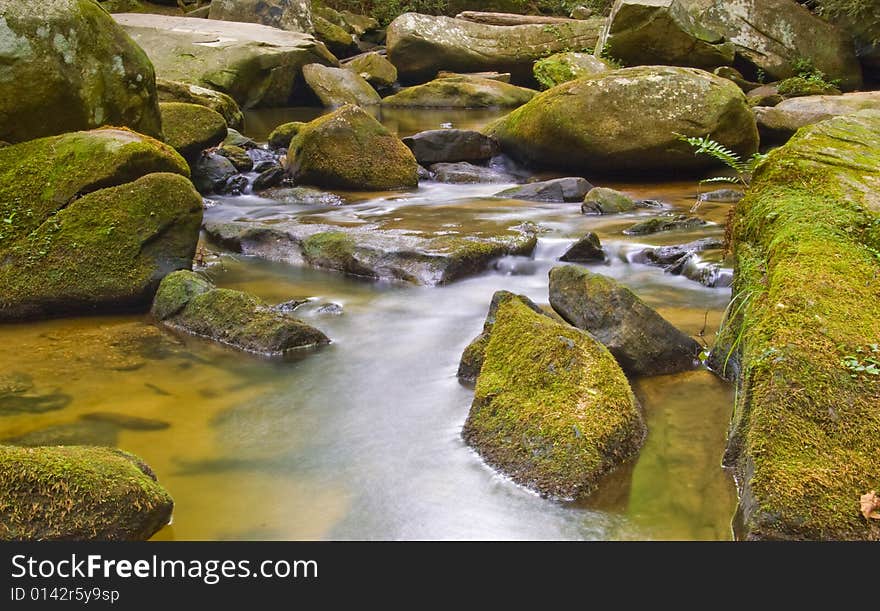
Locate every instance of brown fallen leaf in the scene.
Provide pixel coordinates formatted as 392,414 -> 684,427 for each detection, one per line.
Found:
859,491 -> 880,520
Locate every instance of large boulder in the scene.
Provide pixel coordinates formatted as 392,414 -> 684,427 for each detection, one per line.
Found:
386,13 -> 606,85
402,129 -> 498,165
114,13 -> 337,108
159,102 -> 228,161
312,14 -> 358,58
302,64 -> 381,108
287,105 -> 419,190
381,75 -> 537,108
533,52 -> 614,89
714,110 -> 880,540
548,265 -> 701,375
343,52 -> 399,89
156,79 -> 245,131
152,271 -> 329,356
0,129 -> 202,321
0,0 -> 162,143
461,291 -> 646,499
208,0 -> 312,32
754,91 -> 880,143
488,66 -> 758,175
0,445 -> 172,541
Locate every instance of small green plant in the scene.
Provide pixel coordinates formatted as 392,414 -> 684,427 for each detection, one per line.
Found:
598,39 -> 623,68
841,344 -> 880,378
785,57 -> 841,94
755,68 -> 766,84
676,134 -> 767,188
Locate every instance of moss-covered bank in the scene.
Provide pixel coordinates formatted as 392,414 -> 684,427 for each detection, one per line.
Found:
715,109 -> 880,540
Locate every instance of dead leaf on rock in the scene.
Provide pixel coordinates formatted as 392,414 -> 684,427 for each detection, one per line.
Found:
859,491 -> 880,520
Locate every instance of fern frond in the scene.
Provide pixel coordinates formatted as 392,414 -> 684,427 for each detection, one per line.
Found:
676,133 -> 749,173
699,176 -> 742,185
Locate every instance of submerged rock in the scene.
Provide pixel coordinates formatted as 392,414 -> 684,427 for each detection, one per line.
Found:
0,445 -> 173,541
381,76 -> 537,108
152,271 -> 329,356
159,102 -> 228,161
496,178 -> 592,203
549,265 -> 701,376
157,79 -> 245,130
623,215 -> 707,235
429,162 -> 515,184
560,232 -> 605,263
302,63 -> 381,108
0,129 -> 202,321
258,186 -> 347,206
462,291 -> 646,499
402,129 -> 498,165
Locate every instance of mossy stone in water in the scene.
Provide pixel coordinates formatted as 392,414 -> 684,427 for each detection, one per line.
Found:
462,293 -> 646,499
268,121 -> 307,149
381,76 -> 537,109
0,445 -> 173,541
159,102 -> 228,161
344,52 -> 398,89
156,79 -> 245,130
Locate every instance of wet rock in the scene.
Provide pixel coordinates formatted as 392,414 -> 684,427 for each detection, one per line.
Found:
217,145 -> 254,172
754,92 -> 880,143
381,75 -> 537,109
623,215 -> 707,236
302,63 -> 381,108
0,389 -> 71,416
274,298 -> 311,313
0,445 -> 173,541
208,0 -> 312,33
160,102 -> 228,161
461,290 -> 646,499
417,165 -> 433,181
5,421 -> 120,448
496,177 -> 592,203
224,129 -> 258,149
192,152 -> 238,194
343,51 -> 398,89
429,162 -> 515,184
698,189 -> 743,203
402,129 -> 498,165
630,237 -> 724,266
533,52 -> 613,89
268,122 -> 307,150
560,232 -> 605,263
253,166 -> 286,191
223,174 -> 250,196
81,412 -> 171,431
549,265 -> 701,376
258,187 -> 347,206
157,79 -> 244,130
581,187 -> 635,214
254,159 -> 281,173
152,271 -> 330,357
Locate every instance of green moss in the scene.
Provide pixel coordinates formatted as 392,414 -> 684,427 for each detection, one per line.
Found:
721,110 -> 880,539
156,79 -> 244,130
0,445 -> 172,541
217,145 -> 254,172
777,76 -> 842,98
268,121 -> 307,149
533,52 -> 610,90
150,269 -> 213,320
430,227 -> 538,283
381,76 -> 537,109
159,102 -> 228,160
463,296 -> 646,499
313,14 -> 356,56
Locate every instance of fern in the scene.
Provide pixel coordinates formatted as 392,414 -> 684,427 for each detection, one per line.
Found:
676,133 -> 767,188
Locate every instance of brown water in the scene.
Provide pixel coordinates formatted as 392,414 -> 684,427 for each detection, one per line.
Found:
0,108 -> 737,540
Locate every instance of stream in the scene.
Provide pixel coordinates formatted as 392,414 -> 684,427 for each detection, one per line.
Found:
0,108 -> 738,540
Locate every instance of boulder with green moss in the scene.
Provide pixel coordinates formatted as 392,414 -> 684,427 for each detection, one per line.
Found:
710,110 -> 880,540
208,0 -> 312,32
343,52 -> 398,89
159,102 -> 228,161
287,105 -> 418,190
152,270 -> 330,356
156,79 -> 245,130
462,291 -> 646,499
489,66 -> 758,175
303,64 -> 381,108
313,14 -> 357,57
581,186 -> 636,214
0,445 -> 172,541
268,121 -> 308,149
549,265 -> 700,375
754,92 -> 880,143
533,52 -> 613,89
777,77 -> 842,99
381,75 -> 537,108
0,129 -> 202,321
0,0 -> 162,143
386,13 -> 606,85
115,13 -> 337,108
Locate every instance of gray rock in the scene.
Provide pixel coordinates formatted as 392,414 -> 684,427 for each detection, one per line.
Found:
581,187 -> 635,214
302,63 -> 381,108
403,129 -> 498,165
253,166 -> 286,191
193,153 -> 238,194
496,177 -> 592,202
698,188 -> 743,203
208,0 -> 312,33
259,186 -> 347,206
755,91 -> 880,143
560,232 -> 605,263
623,215 -> 707,235
343,51 -> 398,89
630,237 -> 724,266
429,162 -> 515,184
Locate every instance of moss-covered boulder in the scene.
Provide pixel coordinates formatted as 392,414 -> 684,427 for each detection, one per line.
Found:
489,66 -> 758,175
549,266 -> 700,376
777,77 -> 841,99
581,186 -> 636,214
115,13 -> 337,108
344,52 -> 398,89
312,14 -> 357,57
0,129 -> 202,321
533,52 -> 614,89
287,105 -> 419,190
159,102 -> 228,161
0,0 -> 162,143
386,13 -> 605,85
381,75 -> 537,108
208,0 -> 312,32
711,110 -> 880,540
152,270 -> 330,356
302,64 -> 381,108
560,232 -> 605,262
754,91 -> 880,144
0,445 -> 172,541
156,79 -> 245,130
462,291 -> 646,499
268,121 -> 307,149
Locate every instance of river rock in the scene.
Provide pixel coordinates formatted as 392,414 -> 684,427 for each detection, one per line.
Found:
217,145 -> 254,172
159,103 -> 228,161
386,13 -> 606,85
0,0 -> 162,143
549,265 -> 701,375
208,0 -> 312,32
403,129 -> 498,165
496,177 -> 592,202
115,13 -> 337,108
623,215 -> 707,235
192,152 -> 238,194
0,129 -> 202,321
303,64 -> 380,108
429,162 -> 515,184
698,188 -> 743,203
581,187 -> 635,214
533,52 -> 613,89
754,91 -> 880,143
287,105 -> 418,190
381,76 -> 537,108
631,238 -> 724,266
0,445 -> 173,541
253,166 -> 286,191
343,52 -> 398,89
462,290 -> 646,499
313,14 -> 358,58
560,232 -> 605,262
258,186 -> 347,206
156,80 -> 245,130
596,0 -> 735,70
268,121 -> 307,149
152,271 -> 329,356
489,66 -> 758,175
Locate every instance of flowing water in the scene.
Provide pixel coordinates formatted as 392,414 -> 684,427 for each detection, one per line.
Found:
0,108 -> 738,540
